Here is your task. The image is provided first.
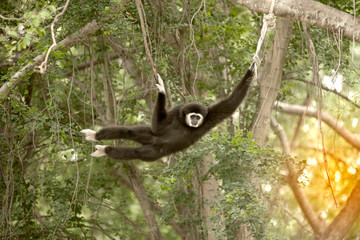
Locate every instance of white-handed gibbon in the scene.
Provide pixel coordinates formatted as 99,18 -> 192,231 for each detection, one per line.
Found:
81,64 -> 254,161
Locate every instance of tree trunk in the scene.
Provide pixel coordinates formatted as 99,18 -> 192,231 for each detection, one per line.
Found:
250,17 -> 293,145
201,155 -> 225,240
126,163 -> 163,240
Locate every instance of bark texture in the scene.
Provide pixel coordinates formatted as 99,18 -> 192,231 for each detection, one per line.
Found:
201,155 -> 225,240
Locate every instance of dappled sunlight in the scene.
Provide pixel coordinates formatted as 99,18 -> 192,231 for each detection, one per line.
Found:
300,152 -> 359,185
357,156 -> 360,165
352,118 -> 358,128
288,114 -> 360,221
323,74 -> 343,92
307,157 -> 317,166
298,169 -> 311,186
347,166 -> 357,175
295,143 -> 360,211
334,171 -> 341,183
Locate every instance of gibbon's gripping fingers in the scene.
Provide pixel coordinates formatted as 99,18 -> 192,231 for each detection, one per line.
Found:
80,129 -> 97,142
156,74 -> 165,94
90,145 -> 108,157
249,62 -> 256,70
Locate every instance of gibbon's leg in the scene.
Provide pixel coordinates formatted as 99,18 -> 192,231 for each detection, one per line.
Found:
91,145 -> 163,162
81,126 -> 154,145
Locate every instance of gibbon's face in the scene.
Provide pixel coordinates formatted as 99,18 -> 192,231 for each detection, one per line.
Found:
185,113 -> 204,128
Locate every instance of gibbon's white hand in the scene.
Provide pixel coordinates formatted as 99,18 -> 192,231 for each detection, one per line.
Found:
156,74 -> 165,94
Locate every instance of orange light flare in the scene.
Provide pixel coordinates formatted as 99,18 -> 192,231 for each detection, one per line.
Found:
297,154 -> 358,188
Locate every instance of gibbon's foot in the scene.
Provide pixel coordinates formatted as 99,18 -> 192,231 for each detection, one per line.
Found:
156,74 -> 165,94
80,129 -> 97,142
90,145 -> 108,157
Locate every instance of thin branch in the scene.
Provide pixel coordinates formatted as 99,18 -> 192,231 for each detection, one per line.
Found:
65,55 -> 120,77
270,117 -> 291,154
84,220 -> 116,240
92,198 -> 150,240
283,77 -> 360,109
35,0 -> 71,74
0,14 -> 24,21
135,0 -> 158,78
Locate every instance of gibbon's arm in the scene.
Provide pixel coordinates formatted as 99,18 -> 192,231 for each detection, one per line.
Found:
205,65 -> 254,128
152,74 -> 167,129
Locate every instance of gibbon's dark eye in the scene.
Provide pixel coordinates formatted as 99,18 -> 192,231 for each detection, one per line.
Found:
190,115 -> 201,121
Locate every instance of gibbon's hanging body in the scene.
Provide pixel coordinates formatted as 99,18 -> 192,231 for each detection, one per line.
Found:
81,64 -> 254,162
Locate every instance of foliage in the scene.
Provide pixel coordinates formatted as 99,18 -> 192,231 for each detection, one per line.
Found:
155,130 -> 286,240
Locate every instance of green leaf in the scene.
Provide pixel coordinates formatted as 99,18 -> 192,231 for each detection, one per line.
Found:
40,10 -> 51,20
49,5 -> 57,13
104,6 -> 111,14
32,17 -> 41,27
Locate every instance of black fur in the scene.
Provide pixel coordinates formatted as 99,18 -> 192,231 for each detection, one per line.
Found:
94,66 -> 254,161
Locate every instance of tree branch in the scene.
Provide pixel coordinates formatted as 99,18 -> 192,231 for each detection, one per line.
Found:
270,117 -> 326,236
0,14 -> 24,21
233,0 -> 360,43
0,20 -> 102,100
275,102 -> 360,239
65,55 -> 120,77
275,101 -> 360,150
323,180 -> 360,240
